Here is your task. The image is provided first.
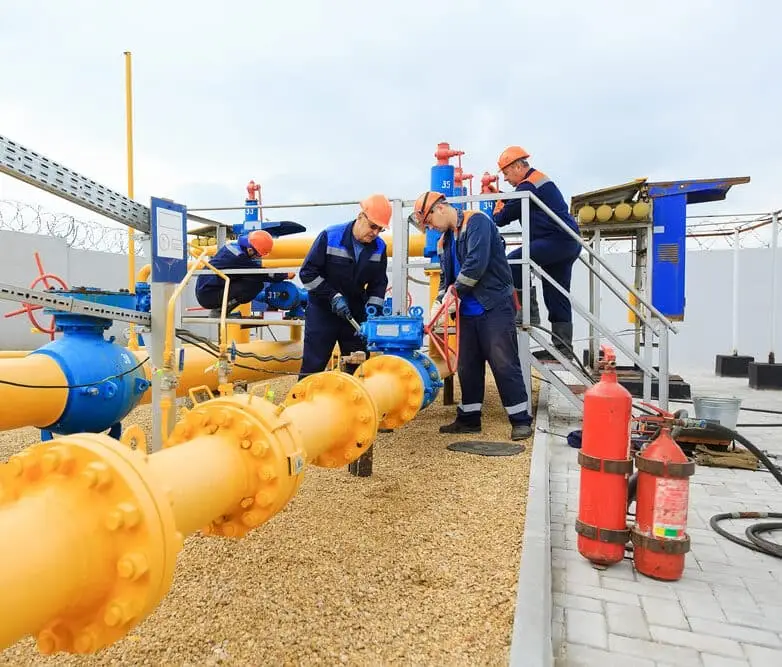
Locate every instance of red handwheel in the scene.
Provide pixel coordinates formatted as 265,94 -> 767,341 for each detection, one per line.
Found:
424,285 -> 460,374
3,251 -> 69,341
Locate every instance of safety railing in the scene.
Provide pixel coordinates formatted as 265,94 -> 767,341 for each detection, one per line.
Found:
393,190 -> 678,410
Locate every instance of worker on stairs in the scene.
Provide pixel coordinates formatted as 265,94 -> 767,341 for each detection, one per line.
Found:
298,194 -> 391,378
194,230 -> 275,317
410,191 -> 533,442
491,145 -> 582,361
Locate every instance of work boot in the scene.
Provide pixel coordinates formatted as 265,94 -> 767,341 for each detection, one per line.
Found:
511,423 -> 533,441
552,321 -> 576,360
209,298 -> 242,319
439,409 -> 481,434
514,286 -> 541,327
532,321 -> 576,362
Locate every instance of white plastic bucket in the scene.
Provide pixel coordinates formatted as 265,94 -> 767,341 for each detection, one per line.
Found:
692,395 -> 742,430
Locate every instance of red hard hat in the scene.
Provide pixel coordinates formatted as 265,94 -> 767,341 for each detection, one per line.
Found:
247,230 -> 273,256
497,145 -> 531,170
360,194 -> 392,229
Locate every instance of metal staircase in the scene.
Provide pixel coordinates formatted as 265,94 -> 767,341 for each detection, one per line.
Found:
391,189 -> 679,414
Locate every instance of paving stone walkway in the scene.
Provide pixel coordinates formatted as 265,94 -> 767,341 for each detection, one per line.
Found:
547,369 -> 782,667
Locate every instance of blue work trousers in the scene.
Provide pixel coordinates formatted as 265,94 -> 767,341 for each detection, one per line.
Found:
456,299 -> 532,426
299,301 -> 367,380
195,277 -> 265,311
507,237 -> 580,324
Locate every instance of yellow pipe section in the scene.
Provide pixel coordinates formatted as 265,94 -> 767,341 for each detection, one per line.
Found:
0,355 -> 69,430
0,352 -> 436,655
134,339 -> 303,404
0,350 -> 31,358
0,340 -> 303,432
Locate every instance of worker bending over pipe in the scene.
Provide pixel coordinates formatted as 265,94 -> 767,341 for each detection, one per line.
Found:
0,346 -> 439,656
194,230 -> 277,317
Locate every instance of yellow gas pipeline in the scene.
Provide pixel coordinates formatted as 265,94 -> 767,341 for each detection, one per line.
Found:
0,353 -> 433,655
0,341 -> 303,431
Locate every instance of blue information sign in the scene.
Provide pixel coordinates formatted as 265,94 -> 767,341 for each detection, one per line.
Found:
150,197 -> 188,283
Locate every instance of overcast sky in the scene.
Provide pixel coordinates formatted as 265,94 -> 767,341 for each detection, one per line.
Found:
1,0 -> 780,238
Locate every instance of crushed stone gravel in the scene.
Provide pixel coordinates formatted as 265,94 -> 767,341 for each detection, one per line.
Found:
1,373 -> 538,666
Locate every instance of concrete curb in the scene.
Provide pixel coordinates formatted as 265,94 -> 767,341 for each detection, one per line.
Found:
509,382 -> 553,667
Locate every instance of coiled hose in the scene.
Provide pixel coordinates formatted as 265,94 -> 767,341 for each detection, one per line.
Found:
704,423 -> 782,560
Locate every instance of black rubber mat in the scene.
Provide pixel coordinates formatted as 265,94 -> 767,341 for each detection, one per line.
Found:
446,441 -> 527,457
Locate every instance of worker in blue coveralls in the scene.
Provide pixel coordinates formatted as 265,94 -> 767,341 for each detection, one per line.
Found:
410,191 -> 533,441
298,194 -> 391,378
195,230 -> 275,317
491,145 -> 581,361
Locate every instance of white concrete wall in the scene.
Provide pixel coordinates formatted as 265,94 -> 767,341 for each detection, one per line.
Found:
1,229 -> 779,377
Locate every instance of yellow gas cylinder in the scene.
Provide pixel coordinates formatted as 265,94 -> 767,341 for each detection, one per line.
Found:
578,206 -> 596,224
596,204 -> 613,223
632,201 -> 651,220
614,202 -> 632,222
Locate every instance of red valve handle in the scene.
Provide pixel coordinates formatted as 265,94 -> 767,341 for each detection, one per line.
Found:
424,285 -> 460,375
3,252 -> 68,341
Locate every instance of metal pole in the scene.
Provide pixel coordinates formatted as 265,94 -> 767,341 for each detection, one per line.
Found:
520,197 -> 532,404
658,326 -> 669,411
589,230 -> 601,371
770,211 -> 779,364
390,199 -> 408,315
732,228 -> 740,355
124,51 -> 138,351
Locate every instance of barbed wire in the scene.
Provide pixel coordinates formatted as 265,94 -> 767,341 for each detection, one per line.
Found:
0,200 -> 145,256
598,212 -> 779,253
0,198 -> 778,255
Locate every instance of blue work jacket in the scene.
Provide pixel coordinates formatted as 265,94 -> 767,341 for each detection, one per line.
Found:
195,241 -> 264,305
436,210 -> 514,312
299,220 -> 388,322
493,167 -> 580,246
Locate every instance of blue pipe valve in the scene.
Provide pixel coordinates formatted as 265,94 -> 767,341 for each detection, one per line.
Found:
360,304 -> 443,410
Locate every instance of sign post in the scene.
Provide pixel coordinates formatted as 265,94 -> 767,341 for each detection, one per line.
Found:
149,196 -> 188,452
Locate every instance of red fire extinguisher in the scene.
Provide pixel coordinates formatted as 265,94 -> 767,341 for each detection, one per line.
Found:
576,345 -> 634,567
631,426 -> 695,581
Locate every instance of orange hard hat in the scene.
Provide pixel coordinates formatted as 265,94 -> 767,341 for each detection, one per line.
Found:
247,230 -> 274,256
497,145 -> 531,170
408,191 -> 446,230
360,194 -> 392,229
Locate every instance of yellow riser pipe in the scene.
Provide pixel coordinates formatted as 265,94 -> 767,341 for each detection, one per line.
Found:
0,350 -> 32,359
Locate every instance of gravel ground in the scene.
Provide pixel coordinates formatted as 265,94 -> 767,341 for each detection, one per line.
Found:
1,372 -> 537,667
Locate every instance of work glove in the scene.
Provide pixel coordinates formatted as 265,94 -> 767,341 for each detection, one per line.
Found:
429,299 -> 456,322
493,200 -> 505,215
330,293 -> 352,320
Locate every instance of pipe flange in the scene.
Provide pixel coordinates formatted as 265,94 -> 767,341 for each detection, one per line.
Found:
356,355 -> 425,429
165,397 -> 305,538
1,435 -> 180,655
284,370 -> 378,468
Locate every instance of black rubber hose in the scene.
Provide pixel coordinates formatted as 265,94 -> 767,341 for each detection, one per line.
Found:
703,422 -> 782,559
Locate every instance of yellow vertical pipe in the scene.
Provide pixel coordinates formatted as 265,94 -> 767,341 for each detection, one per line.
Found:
124,50 -> 138,352
146,435 -> 252,536
227,302 -> 251,344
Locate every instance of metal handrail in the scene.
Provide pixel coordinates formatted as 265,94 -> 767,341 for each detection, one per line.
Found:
420,190 -> 678,335
530,259 -> 659,379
